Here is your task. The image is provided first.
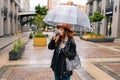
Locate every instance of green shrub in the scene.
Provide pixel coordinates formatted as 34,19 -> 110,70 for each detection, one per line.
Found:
18,39 -> 24,48
88,32 -> 103,36
95,34 -> 102,36
11,39 -> 24,53
89,32 -> 94,35
34,31 -> 46,38
11,42 -> 19,53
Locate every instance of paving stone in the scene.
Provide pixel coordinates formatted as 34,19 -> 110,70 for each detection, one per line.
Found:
0,65 -> 80,80
94,61 -> 120,80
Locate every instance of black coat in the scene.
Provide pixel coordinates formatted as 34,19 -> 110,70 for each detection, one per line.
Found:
48,38 -> 76,79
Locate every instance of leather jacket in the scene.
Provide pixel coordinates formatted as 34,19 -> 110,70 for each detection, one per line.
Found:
48,37 -> 76,79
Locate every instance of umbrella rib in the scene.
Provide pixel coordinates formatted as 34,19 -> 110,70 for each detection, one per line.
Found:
52,8 -> 58,25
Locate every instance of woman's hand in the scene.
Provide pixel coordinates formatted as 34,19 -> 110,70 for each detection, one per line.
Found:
53,32 -> 59,40
55,35 -> 60,43
52,32 -> 56,40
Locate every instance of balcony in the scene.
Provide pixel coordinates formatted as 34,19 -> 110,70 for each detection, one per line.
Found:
4,7 -> 8,20
106,2 -> 113,15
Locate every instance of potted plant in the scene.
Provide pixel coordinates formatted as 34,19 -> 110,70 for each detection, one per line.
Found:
82,32 -> 105,40
17,39 -> 25,56
34,4 -> 48,32
33,4 -> 48,47
9,39 -> 25,60
34,31 -> 47,47
9,43 -> 19,60
90,10 -> 104,34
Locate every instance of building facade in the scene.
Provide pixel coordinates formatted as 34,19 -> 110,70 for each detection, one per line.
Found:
86,0 -> 120,37
47,0 -> 60,10
19,0 -> 30,12
47,0 -> 86,11
60,1 -> 86,11
18,0 -> 30,32
0,0 -> 19,37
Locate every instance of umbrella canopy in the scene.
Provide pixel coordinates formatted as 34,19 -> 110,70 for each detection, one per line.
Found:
43,5 -> 91,29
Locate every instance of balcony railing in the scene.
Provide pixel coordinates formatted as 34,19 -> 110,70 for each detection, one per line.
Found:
106,2 -> 114,13
4,7 -> 8,20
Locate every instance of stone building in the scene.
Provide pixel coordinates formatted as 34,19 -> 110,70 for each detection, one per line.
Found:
0,0 -> 19,37
18,0 -> 30,32
47,0 -> 60,10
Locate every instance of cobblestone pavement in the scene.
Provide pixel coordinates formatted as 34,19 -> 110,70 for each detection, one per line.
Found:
0,32 -> 120,80
0,65 -> 80,80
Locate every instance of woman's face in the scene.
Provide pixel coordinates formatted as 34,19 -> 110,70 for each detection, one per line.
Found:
59,27 -> 65,36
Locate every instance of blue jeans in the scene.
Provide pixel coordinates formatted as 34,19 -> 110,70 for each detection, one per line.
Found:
54,71 -> 70,80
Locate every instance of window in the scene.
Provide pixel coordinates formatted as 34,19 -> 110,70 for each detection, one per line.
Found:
98,1 -> 102,12
90,3 -> 93,11
115,6 -> 117,12
98,1 -> 102,8
107,0 -> 113,6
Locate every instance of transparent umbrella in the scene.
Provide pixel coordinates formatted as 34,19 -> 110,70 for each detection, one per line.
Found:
43,5 -> 91,29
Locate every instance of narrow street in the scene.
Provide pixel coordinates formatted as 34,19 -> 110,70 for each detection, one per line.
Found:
0,32 -> 120,80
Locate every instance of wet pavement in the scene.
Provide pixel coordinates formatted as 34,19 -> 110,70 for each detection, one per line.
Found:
0,32 -> 120,80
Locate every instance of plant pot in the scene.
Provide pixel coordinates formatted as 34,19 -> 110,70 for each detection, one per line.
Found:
18,46 -> 25,57
34,38 -> 47,47
86,37 -> 115,42
9,51 -> 20,60
82,35 -> 91,40
9,45 -> 25,60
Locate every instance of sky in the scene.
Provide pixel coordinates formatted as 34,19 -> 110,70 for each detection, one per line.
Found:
30,0 -> 87,11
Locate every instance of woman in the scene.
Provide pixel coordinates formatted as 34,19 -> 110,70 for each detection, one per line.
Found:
48,23 -> 76,80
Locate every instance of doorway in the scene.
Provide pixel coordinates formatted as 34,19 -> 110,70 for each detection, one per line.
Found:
106,15 -> 112,37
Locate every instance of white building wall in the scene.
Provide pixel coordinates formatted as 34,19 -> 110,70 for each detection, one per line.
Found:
111,0 -> 120,37
20,0 -> 30,11
0,0 -> 4,36
100,0 -> 107,36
